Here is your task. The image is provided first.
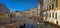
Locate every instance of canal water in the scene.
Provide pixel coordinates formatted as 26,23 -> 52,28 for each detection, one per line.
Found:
14,16 -> 60,28
24,19 -> 59,28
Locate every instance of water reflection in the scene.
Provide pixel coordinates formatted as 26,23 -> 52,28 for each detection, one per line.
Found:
25,23 -> 31,28
25,20 -> 57,28
37,21 -> 56,28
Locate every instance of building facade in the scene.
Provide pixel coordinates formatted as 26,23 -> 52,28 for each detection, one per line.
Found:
42,0 -> 60,25
37,7 -> 40,16
31,8 -> 38,17
23,10 -> 32,17
23,8 -> 39,17
0,3 -> 10,13
0,3 -> 10,22
38,0 -> 44,18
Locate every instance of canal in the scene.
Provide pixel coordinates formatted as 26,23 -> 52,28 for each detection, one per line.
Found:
24,19 -> 60,28
7,16 -> 60,28
10,16 -> 60,28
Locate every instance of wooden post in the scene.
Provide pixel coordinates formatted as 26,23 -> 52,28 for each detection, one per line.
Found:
56,20 -> 58,28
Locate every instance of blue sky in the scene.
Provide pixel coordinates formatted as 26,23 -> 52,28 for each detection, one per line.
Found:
0,0 -> 38,12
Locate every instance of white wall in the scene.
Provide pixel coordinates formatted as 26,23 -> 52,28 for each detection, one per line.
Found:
44,10 -> 60,25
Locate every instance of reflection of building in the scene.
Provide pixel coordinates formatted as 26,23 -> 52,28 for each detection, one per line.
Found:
0,3 -> 10,22
42,0 -> 60,25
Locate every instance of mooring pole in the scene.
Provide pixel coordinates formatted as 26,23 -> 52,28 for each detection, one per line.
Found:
56,20 -> 58,28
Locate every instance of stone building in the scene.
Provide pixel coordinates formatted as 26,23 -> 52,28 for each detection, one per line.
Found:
0,3 -> 10,22
23,9 -> 31,17
42,0 -> 60,25
0,3 -> 10,13
31,8 -> 38,17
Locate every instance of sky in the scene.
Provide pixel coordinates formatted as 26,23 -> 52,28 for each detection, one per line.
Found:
0,0 -> 38,12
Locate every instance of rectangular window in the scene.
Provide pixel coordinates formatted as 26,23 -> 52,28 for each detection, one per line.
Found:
52,13 -> 54,18
47,7 -> 48,10
32,11 -> 35,13
47,13 -> 48,17
0,14 -> 6,19
49,13 -> 51,18
49,5 -> 51,9
56,0 -> 58,7
52,4 -> 54,9
55,13 -> 57,19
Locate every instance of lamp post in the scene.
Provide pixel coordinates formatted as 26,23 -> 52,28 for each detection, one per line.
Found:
12,6 -> 14,13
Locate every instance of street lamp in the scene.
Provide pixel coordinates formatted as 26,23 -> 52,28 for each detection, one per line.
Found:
12,6 -> 14,13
